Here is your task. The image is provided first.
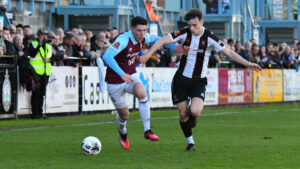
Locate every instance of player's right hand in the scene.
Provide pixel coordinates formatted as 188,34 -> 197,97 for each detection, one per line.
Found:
121,73 -> 133,83
247,62 -> 262,72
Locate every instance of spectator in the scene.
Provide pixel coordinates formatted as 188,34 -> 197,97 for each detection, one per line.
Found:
83,42 -> 100,66
279,45 -> 291,68
16,24 -> 23,36
234,41 -> 248,68
23,25 -> 33,47
156,47 -> 172,67
8,24 -> 16,39
78,28 -> 84,35
251,44 -> 260,64
3,27 -> 16,55
72,28 -> 79,35
259,45 -> 272,68
208,48 -> 221,68
28,28 -> 52,119
72,34 -> 85,66
55,27 -> 65,44
288,46 -> 298,70
91,36 -> 108,55
49,31 -> 66,66
13,34 -> 27,59
266,43 -> 276,62
63,33 -> 76,66
84,30 -> 93,42
109,27 -> 118,43
105,29 -> 111,40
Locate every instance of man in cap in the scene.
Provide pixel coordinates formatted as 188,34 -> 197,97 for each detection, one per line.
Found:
28,28 -> 52,119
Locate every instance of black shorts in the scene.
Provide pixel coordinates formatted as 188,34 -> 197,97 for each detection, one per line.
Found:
171,71 -> 207,105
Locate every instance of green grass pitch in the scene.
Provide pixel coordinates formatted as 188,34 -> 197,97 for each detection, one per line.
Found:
0,104 -> 300,169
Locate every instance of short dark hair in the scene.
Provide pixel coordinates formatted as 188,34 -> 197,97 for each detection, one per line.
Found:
184,8 -> 202,21
16,24 -> 23,28
23,25 -> 31,29
131,16 -> 148,28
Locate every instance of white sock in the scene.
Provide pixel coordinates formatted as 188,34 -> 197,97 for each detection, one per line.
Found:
138,97 -> 150,131
186,135 -> 195,144
116,114 -> 127,134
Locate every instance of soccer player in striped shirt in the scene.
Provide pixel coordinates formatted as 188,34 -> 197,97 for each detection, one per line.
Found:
139,8 -> 262,152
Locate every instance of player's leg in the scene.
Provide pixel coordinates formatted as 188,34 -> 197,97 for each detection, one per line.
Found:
116,106 -> 130,150
177,101 -> 196,152
172,72 -> 195,151
126,73 -> 159,141
132,82 -> 159,141
188,78 -> 207,128
188,97 -> 204,128
107,83 -> 130,150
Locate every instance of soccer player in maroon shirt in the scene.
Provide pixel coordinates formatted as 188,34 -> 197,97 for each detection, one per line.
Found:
102,16 -> 178,150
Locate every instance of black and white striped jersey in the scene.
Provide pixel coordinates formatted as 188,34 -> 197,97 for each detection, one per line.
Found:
169,27 -> 225,78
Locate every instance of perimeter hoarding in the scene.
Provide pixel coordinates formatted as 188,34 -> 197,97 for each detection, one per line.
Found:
219,69 -> 252,104
136,67 -> 176,108
253,69 -> 283,103
81,66 -> 125,111
45,66 -> 79,113
204,69 -> 219,105
18,66 -> 79,114
283,69 -> 300,101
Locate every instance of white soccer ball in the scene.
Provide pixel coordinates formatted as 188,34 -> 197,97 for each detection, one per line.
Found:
81,136 -> 102,155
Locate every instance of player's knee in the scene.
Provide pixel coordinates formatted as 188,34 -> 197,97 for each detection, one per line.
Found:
117,109 -> 130,120
190,106 -> 203,117
119,113 -> 129,120
179,114 -> 189,122
136,93 -> 147,100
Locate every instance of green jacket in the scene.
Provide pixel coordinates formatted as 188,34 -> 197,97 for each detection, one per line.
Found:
29,40 -> 52,76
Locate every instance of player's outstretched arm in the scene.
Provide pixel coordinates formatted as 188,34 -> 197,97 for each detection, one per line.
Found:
221,47 -> 262,72
139,35 -> 173,63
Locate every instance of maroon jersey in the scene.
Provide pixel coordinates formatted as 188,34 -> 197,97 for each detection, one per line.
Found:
105,31 -> 145,84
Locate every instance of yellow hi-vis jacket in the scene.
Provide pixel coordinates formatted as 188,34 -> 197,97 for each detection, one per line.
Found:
29,41 -> 52,76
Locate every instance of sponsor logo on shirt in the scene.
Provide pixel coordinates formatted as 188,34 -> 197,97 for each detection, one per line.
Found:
218,40 -> 224,47
113,42 -> 120,49
190,48 -> 204,53
200,40 -> 206,47
174,30 -> 181,36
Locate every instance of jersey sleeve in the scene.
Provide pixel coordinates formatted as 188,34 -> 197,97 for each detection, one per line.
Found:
144,34 -> 177,50
208,33 -> 225,53
102,35 -> 129,77
168,27 -> 188,42
109,35 -> 128,54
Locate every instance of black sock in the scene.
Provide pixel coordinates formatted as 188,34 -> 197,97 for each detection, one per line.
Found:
187,106 -> 192,117
180,120 -> 192,138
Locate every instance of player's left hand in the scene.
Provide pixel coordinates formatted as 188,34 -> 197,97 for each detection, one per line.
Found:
247,62 -> 262,72
137,54 -> 150,64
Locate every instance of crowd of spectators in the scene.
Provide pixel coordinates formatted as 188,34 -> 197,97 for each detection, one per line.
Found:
0,25 -> 118,67
0,23 -> 299,72
207,38 -> 300,71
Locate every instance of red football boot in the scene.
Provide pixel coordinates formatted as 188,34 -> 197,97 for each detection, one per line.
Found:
119,132 -> 130,150
144,129 -> 159,141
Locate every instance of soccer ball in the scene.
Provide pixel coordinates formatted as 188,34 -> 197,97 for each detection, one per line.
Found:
81,136 -> 102,155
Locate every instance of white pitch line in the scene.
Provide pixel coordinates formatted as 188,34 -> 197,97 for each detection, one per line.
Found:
2,108 -> 300,132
